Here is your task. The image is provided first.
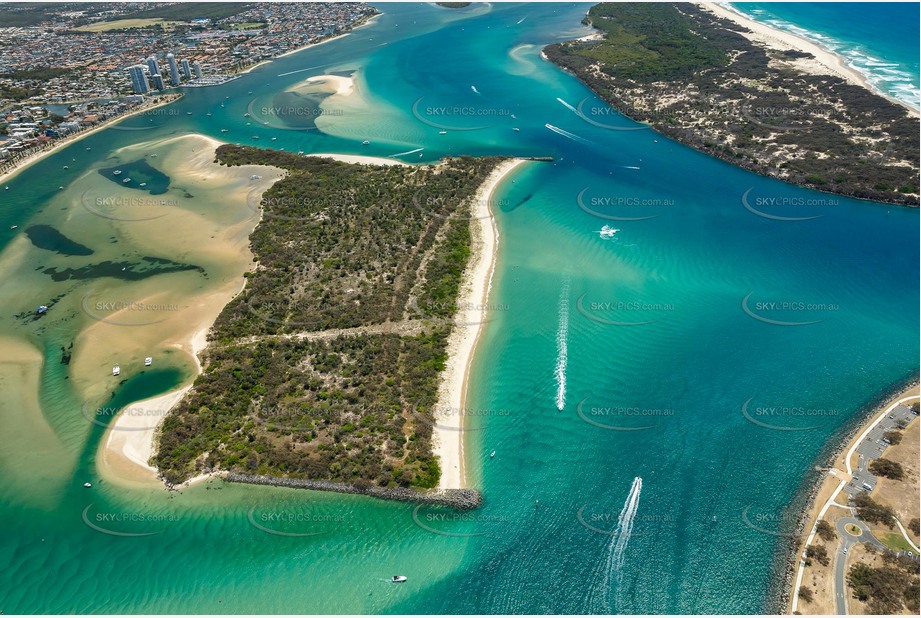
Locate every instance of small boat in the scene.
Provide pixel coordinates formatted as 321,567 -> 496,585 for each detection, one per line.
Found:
112,364 -> 120,376
271,137 -> 277,141
186,112 -> 192,115
139,182 -> 147,187
243,113 -> 250,117
438,130 -> 447,135
206,112 -> 212,116
390,576 -> 407,584
113,170 -> 122,175
84,482 -> 92,488
59,186 -> 64,189
36,305 -> 48,315
144,357 -> 152,366
123,178 -> 131,183
150,154 -> 158,157
511,114 -> 517,119
490,450 -> 496,459
598,225 -> 620,239
252,135 -> 259,139
86,147 -> 91,151
362,140 -> 370,145
512,127 -> 520,132
9,225 -> 17,229
221,128 -> 229,132
63,165 -> 68,169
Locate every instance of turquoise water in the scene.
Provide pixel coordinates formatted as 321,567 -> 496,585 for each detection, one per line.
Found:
0,3 -> 918,613
734,2 -> 920,109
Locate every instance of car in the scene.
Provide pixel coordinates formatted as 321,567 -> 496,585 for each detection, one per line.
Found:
843,547 -> 848,555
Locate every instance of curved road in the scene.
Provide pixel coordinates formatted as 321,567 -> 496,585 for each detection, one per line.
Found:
833,517 -> 885,614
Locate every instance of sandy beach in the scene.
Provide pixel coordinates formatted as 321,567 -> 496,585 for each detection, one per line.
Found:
85,134 -> 284,487
0,94 -> 182,187
433,159 -> 527,490
700,3 -> 919,117
307,153 -> 407,166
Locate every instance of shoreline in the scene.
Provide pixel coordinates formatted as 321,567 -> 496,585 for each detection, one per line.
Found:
0,94 -> 182,187
782,378 -> 920,613
701,3 -> 919,117
96,134 -> 286,489
236,12 -> 381,76
433,158 -> 528,490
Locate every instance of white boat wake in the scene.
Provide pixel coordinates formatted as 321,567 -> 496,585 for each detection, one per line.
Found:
556,97 -> 579,115
545,123 -> 594,146
389,147 -> 424,157
554,274 -> 570,411
588,477 -> 644,612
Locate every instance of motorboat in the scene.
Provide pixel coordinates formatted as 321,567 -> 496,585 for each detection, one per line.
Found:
144,357 -> 152,366
390,576 -> 407,584
598,225 -> 620,239
113,170 -> 122,175
490,450 -> 496,458
112,364 -> 120,376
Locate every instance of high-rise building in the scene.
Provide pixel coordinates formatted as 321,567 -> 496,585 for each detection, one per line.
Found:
180,59 -> 191,79
127,65 -> 150,94
192,60 -> 203,79
146,55 -> 160,77
167,53 -> 181,86
151,74 -> 165,91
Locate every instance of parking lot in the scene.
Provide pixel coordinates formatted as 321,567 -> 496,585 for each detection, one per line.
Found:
844,404 -> 918,497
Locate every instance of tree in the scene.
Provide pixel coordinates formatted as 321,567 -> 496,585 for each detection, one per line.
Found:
806,544 -> 830,567
869,458 -> 905,481
883,430 -> 902,445
854,494 -> 895,527
816,520 -> 836,542
798,586 -> 814,603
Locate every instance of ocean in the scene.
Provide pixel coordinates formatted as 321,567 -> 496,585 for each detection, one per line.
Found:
733,2 -> 921,110
0,3 -> 917,613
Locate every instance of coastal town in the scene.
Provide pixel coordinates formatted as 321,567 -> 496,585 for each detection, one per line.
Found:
0,2 -> 376,166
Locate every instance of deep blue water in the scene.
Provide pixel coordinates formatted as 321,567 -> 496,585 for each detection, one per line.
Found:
735,2 -> 920,109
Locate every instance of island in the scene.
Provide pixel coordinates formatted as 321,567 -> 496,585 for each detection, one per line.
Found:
544,2 -> 920,205
150,147 -> 517,506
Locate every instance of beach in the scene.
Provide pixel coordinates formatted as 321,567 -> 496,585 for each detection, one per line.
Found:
80,134 -> 285,487
700,3 -> 919,117
433,158 -> 527,490
788,382 -> 920,613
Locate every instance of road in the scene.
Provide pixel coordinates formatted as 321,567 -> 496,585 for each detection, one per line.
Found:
833,517 -> 885,614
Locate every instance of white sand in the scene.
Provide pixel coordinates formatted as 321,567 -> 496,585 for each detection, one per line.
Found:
433,159 -> 527,490
700,3 -> 919,117
307,153 -> 408,166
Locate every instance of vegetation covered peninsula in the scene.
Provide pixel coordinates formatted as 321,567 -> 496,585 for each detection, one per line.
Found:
153,148 -> 504,490
544,3 -> 920,205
